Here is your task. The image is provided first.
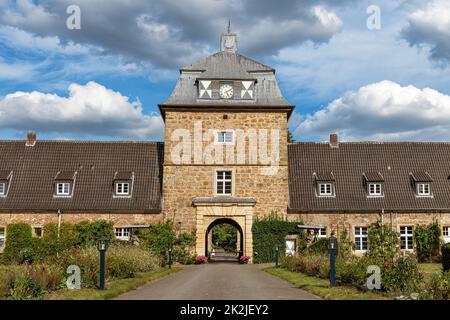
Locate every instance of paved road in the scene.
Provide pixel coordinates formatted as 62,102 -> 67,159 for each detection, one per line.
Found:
116,263 -> 320,300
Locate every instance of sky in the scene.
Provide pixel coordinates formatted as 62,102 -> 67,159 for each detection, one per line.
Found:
0,0 -> 449,142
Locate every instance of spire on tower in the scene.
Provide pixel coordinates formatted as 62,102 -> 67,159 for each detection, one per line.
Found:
220,20 -> 237,53
227,19 -> 231,34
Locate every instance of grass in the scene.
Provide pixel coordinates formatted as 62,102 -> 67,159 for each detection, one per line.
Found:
265,267 -> 387,300
419,263 -> 442,282
49,267 -> 180,300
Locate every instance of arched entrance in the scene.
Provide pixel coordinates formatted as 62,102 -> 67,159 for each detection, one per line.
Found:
205,218 -> 244,261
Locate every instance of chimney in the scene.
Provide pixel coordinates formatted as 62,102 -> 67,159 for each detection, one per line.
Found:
329,133 -> 339,148
26,131 -> 36,147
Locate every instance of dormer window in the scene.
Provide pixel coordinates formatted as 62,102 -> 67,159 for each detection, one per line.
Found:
417,183 -> 430,196
116,182 -> 130,195
56,183 -> 70,195
114,171 -> 134,198
363,172 -> 384,197
319,183 -> 333,196
0,170 -> 12,197
314,172 -> 335,197
410,172 -> 432,197
54,171 -> 76,197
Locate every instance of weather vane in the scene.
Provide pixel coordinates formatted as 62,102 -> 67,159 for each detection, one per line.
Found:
227,19 -> 231,33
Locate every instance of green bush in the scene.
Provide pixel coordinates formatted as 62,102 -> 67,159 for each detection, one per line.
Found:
56,246 -> 99,288
429,271 -> 450,300
36,223 -> 78,261
337,229 -> 353,259
414,221 -> 441,262
367,220 -> 400,263
381,256 -> 422,293
10,264 -> 63,299
442,243 -> 450,272
139,223 -> 175,262
75,220 -> 115,247
0,265 -> 22,298
336,256 -> 372,286
252,213 -> 301,263
3,223 -> 34,264
305,238 -> 328,255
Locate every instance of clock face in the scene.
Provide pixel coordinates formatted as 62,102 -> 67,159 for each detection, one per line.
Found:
219,84 -> 234,99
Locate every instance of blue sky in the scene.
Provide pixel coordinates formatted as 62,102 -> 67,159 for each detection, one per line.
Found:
0,0 -> 450,142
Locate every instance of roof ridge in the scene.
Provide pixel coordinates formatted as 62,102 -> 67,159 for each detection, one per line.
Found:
0,140 -> 164,144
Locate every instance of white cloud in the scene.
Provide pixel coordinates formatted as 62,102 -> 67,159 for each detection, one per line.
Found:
294,80 -> 450,141
401,0 -> 450,64
0,82 -> 164,139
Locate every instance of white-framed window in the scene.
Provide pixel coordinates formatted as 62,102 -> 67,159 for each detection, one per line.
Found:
115,228 -> 131,241
0,227 -> 5,252
216,171 -> 232,195
317,227 -> 327,238
0,182 -> 5,195
217,131 -> 233,144
318,183 -> 333,196
115,182 -> 130,196
56,182 -> 70,196
400,226 -> 414,250
354,227 -> 368,251
417,183 -> 430,196
443,226 -> 450,244
368,183 -> 382,196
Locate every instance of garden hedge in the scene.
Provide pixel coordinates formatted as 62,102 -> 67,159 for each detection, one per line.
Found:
3,223 -> 34,264
442,243 -> 450,272
252,214 -> 301,263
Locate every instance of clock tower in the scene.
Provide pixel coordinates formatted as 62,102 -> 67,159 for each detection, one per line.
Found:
159,29 -> 294,261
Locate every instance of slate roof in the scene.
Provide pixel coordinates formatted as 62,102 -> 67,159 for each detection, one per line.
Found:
0,141 -> 163,212
288,142 -> 450,212
159,51 -> 293,113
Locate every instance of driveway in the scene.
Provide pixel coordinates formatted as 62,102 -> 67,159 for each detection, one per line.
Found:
115,263 -> 320,300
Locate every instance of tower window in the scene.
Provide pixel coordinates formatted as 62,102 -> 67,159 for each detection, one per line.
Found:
217,131 -> 233,144
216,171 -> 232,195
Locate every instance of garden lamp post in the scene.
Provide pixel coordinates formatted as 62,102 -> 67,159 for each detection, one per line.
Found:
168,242 -> 173,269
328,234 -> 338,288
97,236 -> 109,290
275,245 -> 279,268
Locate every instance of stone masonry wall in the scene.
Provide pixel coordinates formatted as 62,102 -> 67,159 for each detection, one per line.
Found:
162,111 -> 289,232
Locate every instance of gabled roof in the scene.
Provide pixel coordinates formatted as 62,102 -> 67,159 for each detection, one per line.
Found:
114,171 -> 134,180
180,51 -> 275,78
363,172 -> 385,182
314,172 -> 335,181
0,141 -> 163,212
288,142 -> 450,212
410,171 -> 432,182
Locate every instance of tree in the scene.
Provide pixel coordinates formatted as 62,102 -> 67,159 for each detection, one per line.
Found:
211,224 -> 238,252
287,129 -> 295,143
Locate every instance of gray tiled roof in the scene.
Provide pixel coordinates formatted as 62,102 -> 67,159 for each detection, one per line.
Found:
0,141 -> 163,212
160,51 -> 293,110
288,142 -> 450,212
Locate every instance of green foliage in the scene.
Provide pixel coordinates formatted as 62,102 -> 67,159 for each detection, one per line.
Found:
305,238 -> 329,255
429,271 -> 450,300
367,220 -> 399,263
75,220 -> 115,247
442,243 -> 450,272
252,213 -> 302,263
10,264 -> 63,299
381,256 -> 422,293
287,129 -> 295,143
3,223 -> 34,264
138,223 -> 175,263
414,221 -> 441,262
211,224 -> 237,252
36,223 -> 78,261
337,229 -> 353,259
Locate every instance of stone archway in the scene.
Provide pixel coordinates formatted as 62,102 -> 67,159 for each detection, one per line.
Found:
205,217 -> 244,259
193,198 -> 255,262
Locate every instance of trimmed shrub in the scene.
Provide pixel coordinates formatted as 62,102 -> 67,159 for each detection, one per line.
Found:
442,243 -> 450,272
414,221 -> 441,262
75,220 -> 115,247
139,223 -> 175,262
252,213 -> 302,263
3,223 -> 34,264
106,243 -> 159,278
305,238 -> 329,255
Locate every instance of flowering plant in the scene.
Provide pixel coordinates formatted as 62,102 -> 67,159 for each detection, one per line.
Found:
195,255 -> 208,264
239,256 -> 250,264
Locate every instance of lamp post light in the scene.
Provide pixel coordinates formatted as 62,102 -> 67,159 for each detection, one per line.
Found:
168,242 -> 173,269
275,245 -> 279,268
328,233 -> 338,288
97,236 -> 109,290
